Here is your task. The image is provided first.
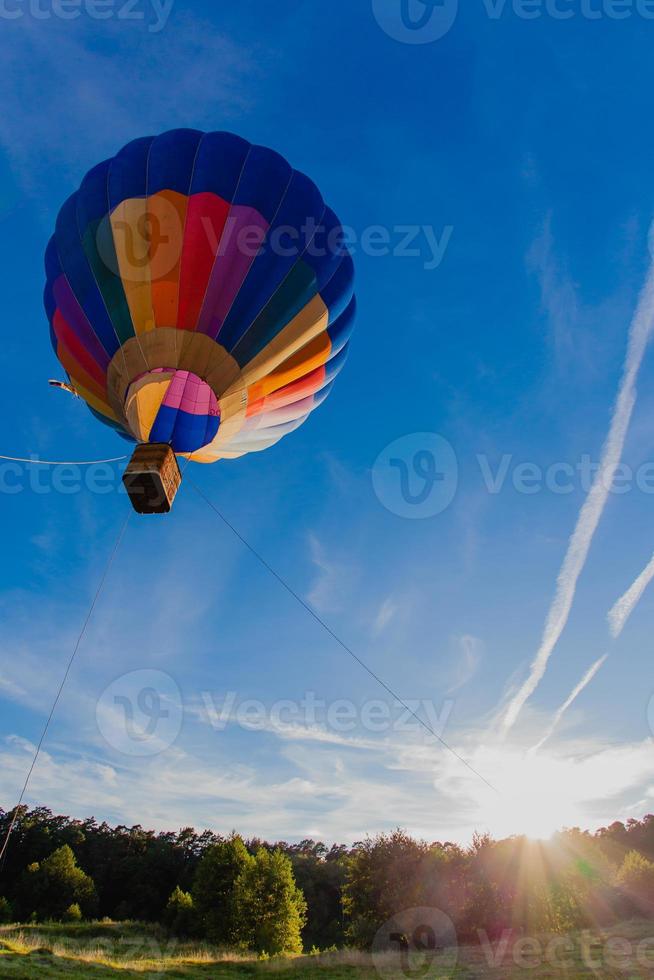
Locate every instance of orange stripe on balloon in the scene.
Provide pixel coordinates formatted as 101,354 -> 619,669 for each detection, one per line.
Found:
148,190 -> 189,328
247,332 -> 332,402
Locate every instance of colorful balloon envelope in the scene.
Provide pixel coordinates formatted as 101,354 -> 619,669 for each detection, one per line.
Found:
44,128 -> 355,508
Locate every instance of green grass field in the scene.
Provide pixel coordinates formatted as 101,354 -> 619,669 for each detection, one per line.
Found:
3,920 -> 654,978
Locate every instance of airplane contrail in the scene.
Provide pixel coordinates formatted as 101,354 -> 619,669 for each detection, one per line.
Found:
501,258 -> 654,737
529,654 -> 609,754
608,553 -> 654,639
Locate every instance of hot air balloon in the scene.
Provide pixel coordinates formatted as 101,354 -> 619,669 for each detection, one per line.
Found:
44,129 -> 356,512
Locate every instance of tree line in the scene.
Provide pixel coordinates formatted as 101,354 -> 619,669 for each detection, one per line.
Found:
1,807 -> 654,951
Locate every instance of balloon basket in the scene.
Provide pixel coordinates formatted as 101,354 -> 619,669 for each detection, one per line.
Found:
122,444 -> 182,515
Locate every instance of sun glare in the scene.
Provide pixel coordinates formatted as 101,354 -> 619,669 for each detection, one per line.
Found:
460,745 -> 590,841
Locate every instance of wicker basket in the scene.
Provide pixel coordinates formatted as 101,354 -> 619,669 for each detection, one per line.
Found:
122,444 -> 182,514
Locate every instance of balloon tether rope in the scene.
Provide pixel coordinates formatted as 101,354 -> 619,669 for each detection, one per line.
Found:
0,509 -> 132,872
190,481 -> 497,795
0,454 -> 128,466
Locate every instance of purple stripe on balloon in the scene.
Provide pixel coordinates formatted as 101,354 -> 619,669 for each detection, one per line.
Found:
196,204 -> 269,340
52,276 -> 111,370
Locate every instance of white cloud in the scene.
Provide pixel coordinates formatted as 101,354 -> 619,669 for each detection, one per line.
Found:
608,551 -> 654,638
529,654 -> 609,754
501,253 -> 654,736
4,694 -> 654,845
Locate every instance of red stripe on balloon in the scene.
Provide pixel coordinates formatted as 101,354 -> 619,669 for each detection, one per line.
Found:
53,309 -> 108,389
246,364 -> 326,417
176,192 -> 231,331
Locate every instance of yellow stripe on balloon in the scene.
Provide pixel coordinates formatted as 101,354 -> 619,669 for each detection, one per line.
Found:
226,295 -> 329,394
110,199 -> 156,335
124,371 -> 174,442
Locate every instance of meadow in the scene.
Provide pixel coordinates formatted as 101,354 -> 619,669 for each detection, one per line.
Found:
3,919 -> 654,979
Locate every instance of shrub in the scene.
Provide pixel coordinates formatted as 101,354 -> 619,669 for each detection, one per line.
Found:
63,903 -> 82,922
617,850 -> 654,903
0,896 -> 13,924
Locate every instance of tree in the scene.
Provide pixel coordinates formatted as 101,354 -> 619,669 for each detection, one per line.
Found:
287,842 -> 348,948
192,836 -> 251,945
164,886 -> 195,936
343,831 -> 440,949
235,848 -> 306,954
15,845 -> 97,922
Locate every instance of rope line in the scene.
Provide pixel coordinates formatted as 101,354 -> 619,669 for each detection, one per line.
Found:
190,481 -> 498,795
0,454 -> 129,466
0,508 -> 132,870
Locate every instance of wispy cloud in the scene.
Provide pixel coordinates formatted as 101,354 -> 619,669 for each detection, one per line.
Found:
372,598 -> 397,635
3,716 -> 654,845
0,14 -> 254,212
529,654 -> 609,754
527,215 -> 578,368
306,534 -> 354,614
447,635 -> 482,694
608,552 -> 654,639
501,254 -> 654,736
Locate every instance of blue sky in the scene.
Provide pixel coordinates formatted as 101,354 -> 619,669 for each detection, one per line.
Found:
3,0 -> 654,843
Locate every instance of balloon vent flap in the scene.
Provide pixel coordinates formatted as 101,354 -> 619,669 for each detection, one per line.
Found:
123,444 -> 182,515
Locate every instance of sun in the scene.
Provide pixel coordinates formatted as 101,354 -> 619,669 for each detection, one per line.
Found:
456,744 -> 590,841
